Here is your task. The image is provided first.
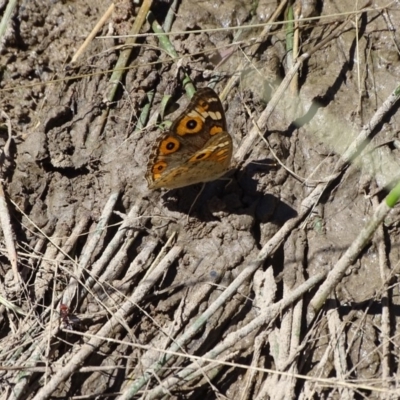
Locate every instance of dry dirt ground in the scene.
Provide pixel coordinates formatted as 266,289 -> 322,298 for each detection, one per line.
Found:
1,0 -> 400,399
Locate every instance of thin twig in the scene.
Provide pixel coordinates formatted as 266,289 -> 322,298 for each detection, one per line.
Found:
141,272 -> 327,400
234,18 -> 351,164
220,0 -> 289,101
70,3 -> 115,63
62,190 -> 120,306
307,86 -> 400,319
0,0 -> 17,52
327,305 -> 354,399
120,197 -> 327,398
0,111 -> 18,283
106,0 -> 153,103
290,3 -> 301,95
30,246 -> 182,400
308,199 -> 392,319
88,203 -> 150,294
373,195 -> 392,393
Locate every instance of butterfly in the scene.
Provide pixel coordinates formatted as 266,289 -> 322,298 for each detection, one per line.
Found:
146,87 -> 233,190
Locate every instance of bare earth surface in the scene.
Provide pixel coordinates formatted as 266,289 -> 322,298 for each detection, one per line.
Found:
1,0 -> 400,399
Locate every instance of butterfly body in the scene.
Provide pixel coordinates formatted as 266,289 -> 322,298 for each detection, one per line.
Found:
146,88 -> 233,190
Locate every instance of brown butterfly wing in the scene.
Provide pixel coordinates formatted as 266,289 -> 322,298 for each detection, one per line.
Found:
146,88 -> 232,189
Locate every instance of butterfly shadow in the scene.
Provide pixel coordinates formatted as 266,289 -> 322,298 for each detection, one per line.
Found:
160,159 -> 298,224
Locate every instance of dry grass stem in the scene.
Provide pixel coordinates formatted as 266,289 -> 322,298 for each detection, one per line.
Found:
62,190 -> 121,306
32,245 -> 182,400
220,0 -> 289,101
0,111 -> 18,283
308,199 -> 392,318
234,18 -> 351,164
70,3 -> 115,63
373,195 -> 392,392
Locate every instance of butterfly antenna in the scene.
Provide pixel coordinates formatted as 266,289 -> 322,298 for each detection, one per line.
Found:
187,183 -> 206,221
